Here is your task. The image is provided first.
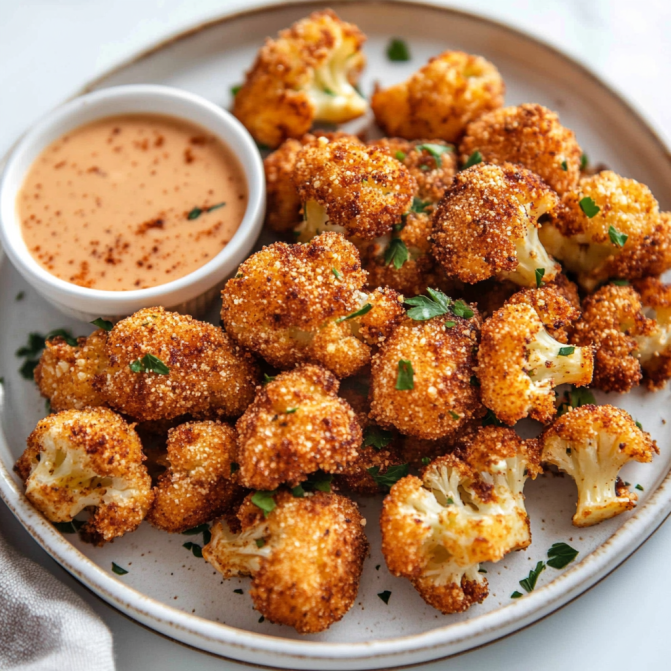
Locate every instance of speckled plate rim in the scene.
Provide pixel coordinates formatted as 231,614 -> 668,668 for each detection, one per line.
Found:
1,1 -> 671,668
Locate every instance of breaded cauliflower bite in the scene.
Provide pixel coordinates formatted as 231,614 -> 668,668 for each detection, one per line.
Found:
541,405 -> 657,527
15,408 -> 153,545
264,131 -> 361,234
236,364 -> 361,490
478,303 -> 594,425
293,137 -> 416,241
380,426 -> 541,614
540,170 -> 662,290
459,104 -> 582,194
35,329 -> 108,412
233,10 -> 367,148
203,490 -> 368,633
95,307 -> 259,422
612,211 -> 671,279
221,232 -> 404,377
147,421 -> 243,533
572,284 -> 656,393
371,50 -> 505,143
369,306 -> 482,440
432,162 -> 560,286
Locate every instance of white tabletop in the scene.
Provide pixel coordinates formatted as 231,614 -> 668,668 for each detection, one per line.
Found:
1,0 -> 670,669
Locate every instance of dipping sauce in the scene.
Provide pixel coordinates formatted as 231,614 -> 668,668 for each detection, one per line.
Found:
18,114 -> 248,290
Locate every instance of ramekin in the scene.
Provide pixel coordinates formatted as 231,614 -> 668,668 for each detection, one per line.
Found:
0,84 -> 265,322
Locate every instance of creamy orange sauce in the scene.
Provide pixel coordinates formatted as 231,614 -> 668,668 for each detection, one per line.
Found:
18,114 -> 248,290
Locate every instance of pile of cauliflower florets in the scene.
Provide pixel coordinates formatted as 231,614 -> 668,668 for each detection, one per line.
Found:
16,8 -> 669,633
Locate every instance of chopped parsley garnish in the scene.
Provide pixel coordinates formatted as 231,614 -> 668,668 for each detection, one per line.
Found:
387,38 -> 410,62
45,399 -> 51,414
234,588 -> 244,594
375,564 -> 381,570
183,524 -> 209,536
415,143 -> 452,168
46,329 -> 78,347
635,484 -> 644,491
230,462 -> 240,474
363,425 -> 393,450
129,353 -> 169,375
16,331 -> 80,380
449,410 -> 460,420
547,542 -> 579,569
336,303 -> 373,323
580,153 -> 589,171
230,84 -> 242,96
53,519 -> 85,534
187,207 -> 203,220
15,291 -> 25,301
535,267 -> 545,288
608,225 -> 628,247
478,568 -> 487,574
451,300 -> 474,319
421,457 -> 431,466
384,238 -> 409,270
262,373 -> 276,385
377,590 -> 392,604
284,407 -> 298,414
305,472 -> 333,493
611,279 -> 629,286
519,560 -> 545,593
635,420 -> 643,430
395,150 -> 407,161
444,320 -> 456,328
322,87 -> 336,97
511,591 -> 523,599
396,359 -> 414,390
405,287 -> 451,320
251,490 -> 276,517
368,464 -> 409,491
258,616 -> 265,623
183,542 -> 203,558
291,485 -> 305,497
561,160 -> 568,171
579,196 -> 600,218
112,562 -> 128,575
558,346 -> 575,357
557,385 -> 596,416
410,196 -> 431,214
482,409 -> 504,427
462,150 -> 482,170
255,141 -> 270,151
91,317 -> 113,331
332,268 -> 342,279
208,202 -> 226,212
255,538 -> 265,548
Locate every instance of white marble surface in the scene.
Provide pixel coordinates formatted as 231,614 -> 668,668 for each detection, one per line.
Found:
1,0 -> 670,669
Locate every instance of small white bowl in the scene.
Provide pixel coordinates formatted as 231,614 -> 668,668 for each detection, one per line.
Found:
0,85 -> 265,322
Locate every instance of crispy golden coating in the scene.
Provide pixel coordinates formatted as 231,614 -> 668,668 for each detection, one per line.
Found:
293,137 -> 416,240
203,490 -> 368,633
147,421 -> 244,533
264,131 -> 361,233
236,364 -> 361,490
572,284 -> 655,393
221,232 -> 403,377
371,51 -> 505,143
540,404 -> 657,526
233,10 -> 367,148
368,138 -> 457,202
370,310 -> 482,440
380,426 -> 540,614
15,408 -> 153,545
432,162 -> 560,286
540,171 -> 661,290
459,104 -> 582,194
478,303 -> 594,425
35,330 -> 108,412
94,308 -> 259,422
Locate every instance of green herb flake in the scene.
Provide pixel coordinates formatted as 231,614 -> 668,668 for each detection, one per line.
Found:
558,346 -> 575,357
255,142 -> 270,151
535,267 -> 545,288
230,462 -> 240,474
291,484 -> 305,498
258,616 -> 265,623
91,317 -> 113,331
635,484 -> 644,491
387,38 -> 410,62
129,353 -> 169,375
446,497 -> 455,504
187,207 -> 203,220
415,143 -> 452,168
234,588 -> 244,594
482,409 -> 504,427
251,490 -> 276,517
449,410 -> 460,420
519,561 -> 546,593
336,303 -> 373,324
635,420 -> 643,430
284,407 -> 298,414
570,386 -> 595,408
15,291 -> 25,301
45,329 -> 78,347
421,457 -> 431,466
53,519 -> 85,534
451,300 -> 474,319
306,472 -> 333,493
511,591 -> 523,599
444,320 -> 456,328
395,150 -> 407,161
561,160 -> 568,171
478,568 -> 487,574
111,562 -> 128,575
405,287 -> 451,321
262,373 -> 276,385
384,238 -> 409,270
579,196 -> 600,218
547,542 -> 579,569
368,464 -> 409,492
231,84 -> 242,96
332,268 -> 342,279
396,359 -> 414,390
207,202 -> 226,212
580,153 -> 589,171
410,196 -> 431,214
182,524 -> 209,536
608,225 -> 628,247
45,399 -> 51,415
611,279 -> 629,286
377,590 -> 392,604
255,538 -> 266,548
462,150 -> 482,170
375,564 -> 381,570
363,425 -> 393,450
183,542 -> 203,558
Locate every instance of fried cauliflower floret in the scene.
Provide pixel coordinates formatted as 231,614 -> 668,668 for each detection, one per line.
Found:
381,426 -> 540,614
460,104 -> 582,194
432,162 -> 560,286
203,490 -> 368,633
232,10 -> 367,148
611,211 -> 671,280
35,330 -> 109,412
539,171 -> 661,290
94,308 -> 259,422
478,303 -> 594,425
572,284 -> 656,393
146,421 -> 243,533
264,131 -> 361,233
221,232 -> 404,377
371,51 -> 505,143
293,137 -> 416,240
541,404 -> 657,527
14,408 -> 153,545
370,307 -> 482,440
236,364 -> 361,490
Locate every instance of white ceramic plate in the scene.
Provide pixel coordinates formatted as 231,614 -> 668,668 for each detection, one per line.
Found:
2,2 -> 671,669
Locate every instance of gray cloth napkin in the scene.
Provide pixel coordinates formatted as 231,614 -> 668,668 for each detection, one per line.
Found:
0,531 -> 116,671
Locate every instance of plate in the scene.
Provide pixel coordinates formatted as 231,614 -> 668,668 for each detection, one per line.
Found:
2,2 -> 671,668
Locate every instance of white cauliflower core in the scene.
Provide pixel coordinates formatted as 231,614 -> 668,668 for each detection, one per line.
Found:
203,519 -> 272,578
